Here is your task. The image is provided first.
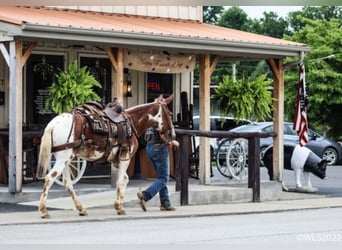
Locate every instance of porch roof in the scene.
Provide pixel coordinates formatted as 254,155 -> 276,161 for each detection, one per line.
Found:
0,6 -> 310,60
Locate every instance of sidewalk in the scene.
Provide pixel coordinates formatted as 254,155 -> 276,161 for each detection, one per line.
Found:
1,196 -> 342,226
1,167 -> 342,225
1,175 -> 342,226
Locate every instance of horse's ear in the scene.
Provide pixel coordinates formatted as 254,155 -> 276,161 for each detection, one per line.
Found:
155,94 -> 164,102
165,94 -> 174,104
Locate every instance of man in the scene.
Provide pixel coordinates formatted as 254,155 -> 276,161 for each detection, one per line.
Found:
137,126 -> 179,211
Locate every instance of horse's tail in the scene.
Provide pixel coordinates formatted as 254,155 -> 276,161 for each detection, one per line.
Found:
36,126 -> 53,178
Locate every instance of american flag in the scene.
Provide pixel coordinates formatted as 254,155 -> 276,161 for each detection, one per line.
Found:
293,63 -> 308,146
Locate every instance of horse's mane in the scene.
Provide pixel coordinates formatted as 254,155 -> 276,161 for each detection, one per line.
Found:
126,101 -> 157,117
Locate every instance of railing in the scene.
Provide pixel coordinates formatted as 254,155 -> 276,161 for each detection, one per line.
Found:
0,130 -> 42,185
174,128 -> 275,205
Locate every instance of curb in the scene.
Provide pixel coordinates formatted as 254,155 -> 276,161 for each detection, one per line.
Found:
1,197 -> 342,226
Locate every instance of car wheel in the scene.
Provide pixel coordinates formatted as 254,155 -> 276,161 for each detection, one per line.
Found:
322,147 -> 338,165
259,145 -> 269,166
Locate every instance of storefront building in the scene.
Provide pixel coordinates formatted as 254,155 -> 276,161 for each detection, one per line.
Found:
0,6 -> 310,193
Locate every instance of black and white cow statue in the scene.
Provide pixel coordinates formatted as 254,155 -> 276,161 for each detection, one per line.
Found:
262,144 -> 327,192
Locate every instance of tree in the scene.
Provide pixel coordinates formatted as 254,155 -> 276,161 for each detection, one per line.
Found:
288,6 -> 342,33
203,6 -> 224,24
250,11 -> 289,38
217,7 -> 251,31
284,18 -> 342,139
44,60 -> 102,114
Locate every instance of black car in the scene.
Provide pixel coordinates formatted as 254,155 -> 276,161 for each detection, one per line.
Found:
229,122 -> 342,166
192,115 -> 251,159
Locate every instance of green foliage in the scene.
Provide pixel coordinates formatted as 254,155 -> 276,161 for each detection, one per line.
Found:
217,7 -> 289,38
203,6 -> 224,24
44,60 -> 102,114
211,74 -> 273,122
284,18 -> 342,138
202,6 -> 342,139
250,11 -> 289,38
217,7 -> 251,31
288,6 -> 341,33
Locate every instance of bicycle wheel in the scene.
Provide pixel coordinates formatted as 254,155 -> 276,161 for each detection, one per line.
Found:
215,138 -> 234,178
49,155 -> 87,186
226,138 -> 248,180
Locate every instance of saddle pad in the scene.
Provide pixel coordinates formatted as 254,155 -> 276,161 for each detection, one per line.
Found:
84,114 -> 109,134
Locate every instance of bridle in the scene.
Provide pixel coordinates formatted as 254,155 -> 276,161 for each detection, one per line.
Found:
158,99 -> 175,138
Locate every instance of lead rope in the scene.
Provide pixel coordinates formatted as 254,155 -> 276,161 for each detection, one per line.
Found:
66,111 -> 76,144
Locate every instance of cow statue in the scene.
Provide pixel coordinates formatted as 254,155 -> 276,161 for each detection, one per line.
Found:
290,145 -> 327,192
262,144 -> 327,193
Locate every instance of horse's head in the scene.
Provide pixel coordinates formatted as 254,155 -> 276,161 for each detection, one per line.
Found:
148,94 -> 176,138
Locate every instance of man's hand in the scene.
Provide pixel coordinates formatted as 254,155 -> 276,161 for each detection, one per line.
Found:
170,140 -> 179,147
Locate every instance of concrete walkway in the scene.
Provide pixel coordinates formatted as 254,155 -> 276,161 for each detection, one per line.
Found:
1,195 -> 342,226
1,174 -> 342,226
1,166 -> 341,225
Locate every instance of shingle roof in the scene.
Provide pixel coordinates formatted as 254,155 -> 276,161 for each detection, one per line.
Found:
0,6 -> 310,59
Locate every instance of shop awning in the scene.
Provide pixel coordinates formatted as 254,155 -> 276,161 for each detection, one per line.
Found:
0,6 -> 310,60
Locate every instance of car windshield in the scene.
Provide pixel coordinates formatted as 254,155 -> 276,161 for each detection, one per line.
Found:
230,123 -> 266,132
193,116 -> 250,131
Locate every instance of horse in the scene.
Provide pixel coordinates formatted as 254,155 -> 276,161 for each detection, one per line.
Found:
36,94 -> 175,218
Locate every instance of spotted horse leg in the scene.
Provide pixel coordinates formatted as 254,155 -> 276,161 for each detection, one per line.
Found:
62,159 -> 87,216
38,158 -> 65,219
113,159 -> 130,215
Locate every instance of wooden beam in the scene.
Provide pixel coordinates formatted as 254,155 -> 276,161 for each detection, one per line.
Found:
209,55 -> 220,76
8,41 -> 24,193
198,54 -> 211,184
107,47 -> 124,187
21,42 -> 37,67
115,48 -> 124,103
266,59 -> 280,81
104,47 -> 118,73
267,58 -> 284,182
0,43 -> 9,66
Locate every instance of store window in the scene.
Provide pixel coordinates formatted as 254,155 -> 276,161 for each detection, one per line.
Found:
147,73 -> 173,111
26,54 -> 65,127
80,57 -> 112,105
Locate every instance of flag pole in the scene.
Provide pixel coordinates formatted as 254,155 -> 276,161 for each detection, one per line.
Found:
293,63 -> 309,146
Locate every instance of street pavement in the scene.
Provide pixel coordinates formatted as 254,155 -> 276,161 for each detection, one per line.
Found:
0,166 -> 341,225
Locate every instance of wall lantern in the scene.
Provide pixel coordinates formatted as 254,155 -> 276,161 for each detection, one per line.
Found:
126,73 -> 132,97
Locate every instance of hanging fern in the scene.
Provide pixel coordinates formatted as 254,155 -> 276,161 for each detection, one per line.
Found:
211,74 -> 273,122
44,60 -> 102,114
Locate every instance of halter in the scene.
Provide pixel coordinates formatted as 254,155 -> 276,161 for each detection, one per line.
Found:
160,102 -> 174,133
156,98 -> 175,143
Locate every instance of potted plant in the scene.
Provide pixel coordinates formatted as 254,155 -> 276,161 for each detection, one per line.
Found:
211,74 -> 273,122
44,60 -> 102,114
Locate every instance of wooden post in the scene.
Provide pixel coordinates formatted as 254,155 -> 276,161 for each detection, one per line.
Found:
175,134 -> 189,205
104,47 -> 124,103
8,41 -> 22,192
248,137 -> 260,202
198,55 -> 220,185
7,41 -> 36,193
198,54 -> 211,184
266,58 -> 284,182
105,47 -> 124,187
116,48 -> 124,103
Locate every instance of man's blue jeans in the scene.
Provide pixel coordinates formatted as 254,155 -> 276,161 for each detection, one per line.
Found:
143,143 -> 171,207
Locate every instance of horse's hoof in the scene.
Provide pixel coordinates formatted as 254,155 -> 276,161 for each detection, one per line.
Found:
117,210 -> 126,215
79,210 -> 88,216
40,213 -> 51,219
114,200 -> 120,210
